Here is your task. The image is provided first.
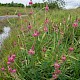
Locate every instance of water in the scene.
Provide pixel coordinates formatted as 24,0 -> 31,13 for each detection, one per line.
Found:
0,27 -> 10,49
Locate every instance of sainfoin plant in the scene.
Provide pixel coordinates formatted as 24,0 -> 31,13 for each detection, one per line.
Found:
0,0 -> 80,80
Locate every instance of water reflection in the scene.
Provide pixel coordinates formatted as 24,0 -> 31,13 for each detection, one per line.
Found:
0,27 -> 10,49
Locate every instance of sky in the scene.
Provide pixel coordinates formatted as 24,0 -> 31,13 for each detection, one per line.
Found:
0,0 -> 80,9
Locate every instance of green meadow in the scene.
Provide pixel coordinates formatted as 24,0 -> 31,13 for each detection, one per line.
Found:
0,6 -> 80,80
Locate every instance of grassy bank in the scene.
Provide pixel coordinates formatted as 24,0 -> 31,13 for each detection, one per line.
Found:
0,7 -> 27,16
0,7 -> 30,33
0,7 -> 80,80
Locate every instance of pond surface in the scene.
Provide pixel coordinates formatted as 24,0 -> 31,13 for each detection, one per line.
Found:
0,27 -> 10,49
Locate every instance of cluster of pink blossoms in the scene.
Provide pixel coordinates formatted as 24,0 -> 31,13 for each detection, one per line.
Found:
53,62 -> 61,79
29,0 -> 33,5
28,49 -> 35,55
28,0 -> 49,34
44,5 -> 49,33
44,26 -> 48,32
72,20 -> 78,28
17,13 -> 21,17
53,55 -> 66,79
1,54 -> 16,73
43,18 -> 49,33
7,54 -> 16,64
45,4 -> 49,11
72,22 -> 78,28
28,45 -> 35,55
28,23 -> 32,30
29,10 -> 33,15
32,30 -> 40,37
69,47 -> 74,52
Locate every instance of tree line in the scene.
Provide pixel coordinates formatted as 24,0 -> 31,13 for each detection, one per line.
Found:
0,1 -> 24,7
0,0 -> 65,9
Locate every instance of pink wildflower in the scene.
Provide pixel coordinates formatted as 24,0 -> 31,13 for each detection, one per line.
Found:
12,54 -> 16,59
61,55 -> 66,61
69,47 -> 74,51
42,47 -> 47,52
28,24 -> 32,29
45,4 -> 49,11
29,11 -> 33,15
28,49 -> 35,55
44,26 -> 48,32
54,69 -> 61,75
12,69 -> 16,73
8,67 -> 12,72
52,74 -> 58,80
29,0 -> 33,5
8,54 -> 16,63
72,22 -> 78,28
32,30 -> 40,37
54,62 -> 60,69
8,56 -> 12,62
1,67 -> 5,71
18,13 -> 21,17
7,62 -> 11,65
9,57 -> 14,62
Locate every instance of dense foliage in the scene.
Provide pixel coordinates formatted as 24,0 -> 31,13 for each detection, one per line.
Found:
0,1 -> 24,7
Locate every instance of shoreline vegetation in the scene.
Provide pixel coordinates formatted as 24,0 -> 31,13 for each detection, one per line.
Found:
0,20 -> 9,33
0,6 -> 27,33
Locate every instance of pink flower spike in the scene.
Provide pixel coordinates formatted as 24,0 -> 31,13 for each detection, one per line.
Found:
32,30 -> 40,37
28,24 -> 32,29
12,54 -> 16,59
12,69 -> 16,73
45,4 -> 49,11
29,0 -> 33,5
1,67 -> 5,71
7,62 -> 11,65
44,26 -> 48,32
61,55 -> 66,61
52,74 -> 58,80
8,67 -> 12,72
42,47 -> 47,52
54,62 -> 60,69
29,11 -> 33,15
8,56 -> 14,63
18,13 -> 21,17
72,22 -> 78,28
54,69 -> 61,75
28,49 -> 35,55
69,47 -> 74,51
